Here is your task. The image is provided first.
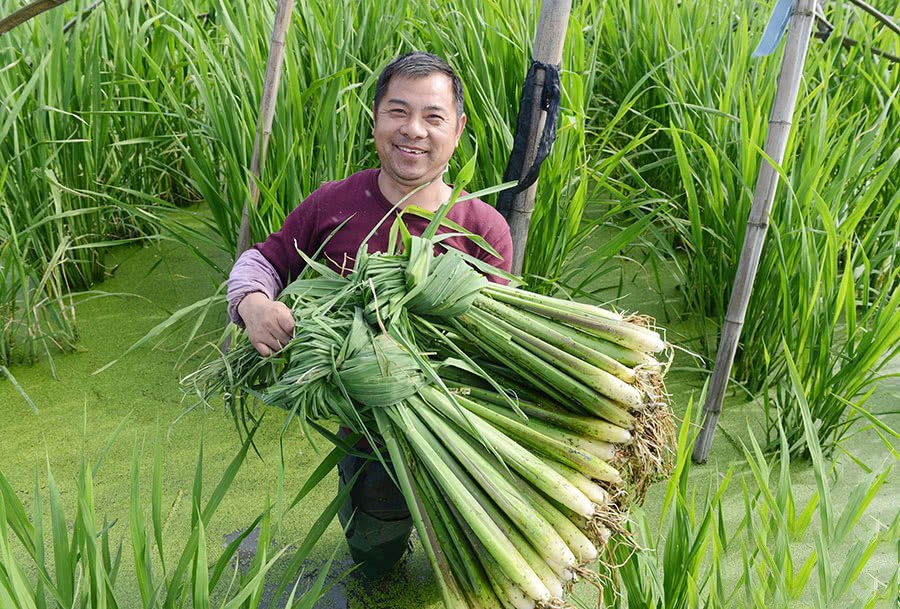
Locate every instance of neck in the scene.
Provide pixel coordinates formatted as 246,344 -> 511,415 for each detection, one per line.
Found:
377,171 -> 452,212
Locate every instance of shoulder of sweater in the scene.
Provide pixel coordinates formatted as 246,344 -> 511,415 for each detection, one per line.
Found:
449,195 -> 507,227
290,170 -> 380,219
306,169 -> 377,201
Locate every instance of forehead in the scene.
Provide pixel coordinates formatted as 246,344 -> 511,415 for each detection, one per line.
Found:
380,74 -> 456,111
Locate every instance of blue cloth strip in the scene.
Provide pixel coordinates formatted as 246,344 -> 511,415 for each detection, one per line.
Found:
752,0 -> 794,57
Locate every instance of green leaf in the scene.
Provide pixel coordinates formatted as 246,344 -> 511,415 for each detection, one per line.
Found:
151,435 -> 166,576
660,395 -> 696,529
0,367 -> 38,413
0,55 -> 51,143
832,468 -> 891,545
200,426 -> 258,525
574,211 -> 657,270
267,462 -> 364,605
0,473 -> 37,557
451,154 -> 477,200
46,468 -> 74,608
783,342 -> 833,539
93,414 -> 131,477
31,473 -> 48,609
208,511 -> 265,592
191,510 -> 209,609
130,441 -> 153,606
422,154 -> 478,242
164,426 -> 256,608
294,542 -> 346,609
831,537 -> 882,603
790,492 -> 819,541
0,498 -> 40,609
789,549 -> 817,600
92,295 -> 226,375
191,438 -> 204,529
401,207 -> 501,258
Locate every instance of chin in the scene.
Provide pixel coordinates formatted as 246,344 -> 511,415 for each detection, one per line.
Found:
394,169 -> 435,186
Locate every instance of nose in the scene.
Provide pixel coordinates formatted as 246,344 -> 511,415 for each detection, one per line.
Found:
399,114 -> 427,140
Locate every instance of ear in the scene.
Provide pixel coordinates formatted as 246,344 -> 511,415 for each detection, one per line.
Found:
455,113 -> 467,140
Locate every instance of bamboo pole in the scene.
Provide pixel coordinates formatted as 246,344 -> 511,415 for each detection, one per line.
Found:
693,0 -> 817,464
0,0 -> 70,36
234,0 -> 295,258
506,0 -> 572,276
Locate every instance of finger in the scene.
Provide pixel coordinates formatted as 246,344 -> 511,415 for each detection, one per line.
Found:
269,332 -> 293,354
277,313 -> 295,336
275,305 -> 295,335
268,326 -> 292,346
253,341 -> 272,357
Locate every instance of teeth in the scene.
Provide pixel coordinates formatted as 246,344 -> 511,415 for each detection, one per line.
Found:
398,146 -> 425,155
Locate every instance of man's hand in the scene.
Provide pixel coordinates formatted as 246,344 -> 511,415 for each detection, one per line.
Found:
237,292 -> 295,356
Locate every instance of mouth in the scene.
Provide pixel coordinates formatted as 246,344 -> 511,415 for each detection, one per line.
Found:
395,144 -> 427,156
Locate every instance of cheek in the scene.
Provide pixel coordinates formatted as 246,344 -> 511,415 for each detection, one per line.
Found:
434,127 -> 456,144
374,128 -> 391,146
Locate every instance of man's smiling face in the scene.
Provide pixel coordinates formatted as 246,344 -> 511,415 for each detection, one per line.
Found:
373,73 -> 466,197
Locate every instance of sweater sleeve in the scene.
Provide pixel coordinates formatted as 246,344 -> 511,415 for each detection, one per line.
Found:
476,207 -> 514,284
486,222 -> 514,280
226,249 -> 284,327
254,192 -> 322,286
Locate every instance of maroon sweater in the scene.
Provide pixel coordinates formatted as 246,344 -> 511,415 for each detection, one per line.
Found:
254,169 -> 513,283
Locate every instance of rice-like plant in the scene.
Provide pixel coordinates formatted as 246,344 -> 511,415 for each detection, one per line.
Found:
0,0 -> 199,363
584,0 -> 900,454
0,423 -> 350,609
595,383 -> 899,609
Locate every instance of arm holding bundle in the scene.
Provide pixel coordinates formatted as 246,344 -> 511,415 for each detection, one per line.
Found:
228,249 -> 294,357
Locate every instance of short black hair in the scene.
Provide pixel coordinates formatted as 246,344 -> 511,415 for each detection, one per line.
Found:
374,52 -> 465,121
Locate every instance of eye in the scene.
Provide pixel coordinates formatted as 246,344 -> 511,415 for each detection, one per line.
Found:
388,108 -> 406,117
427,114 -> 446,125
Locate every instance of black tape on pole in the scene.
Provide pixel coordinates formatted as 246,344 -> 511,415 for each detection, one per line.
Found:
497,59 -> 562,222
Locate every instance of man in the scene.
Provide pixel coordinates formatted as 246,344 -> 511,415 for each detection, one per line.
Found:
227,51 -> 512,580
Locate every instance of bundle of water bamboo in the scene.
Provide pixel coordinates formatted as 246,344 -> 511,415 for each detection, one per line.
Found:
191,230 -> 674,609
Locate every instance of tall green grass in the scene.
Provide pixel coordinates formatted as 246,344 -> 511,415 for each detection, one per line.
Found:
0,424 -> 351,608
0,0 -> 201,365
595,392 -> 900,609
586,0 -> 900,454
